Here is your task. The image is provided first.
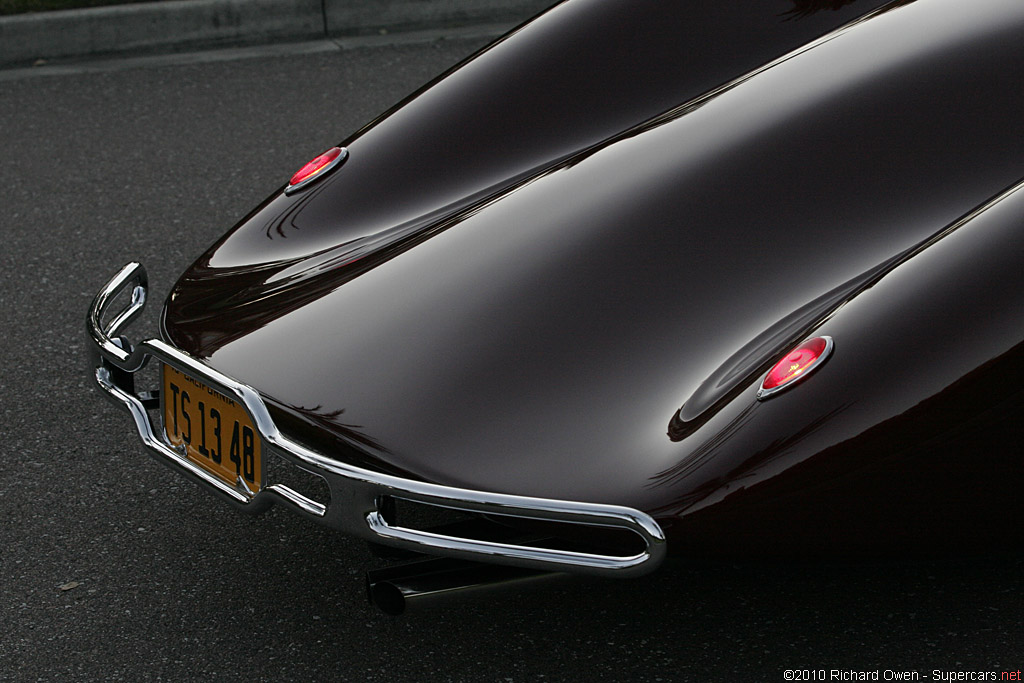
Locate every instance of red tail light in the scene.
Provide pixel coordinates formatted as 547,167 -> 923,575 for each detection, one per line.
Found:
285,146 -> 348,194
757,336 -> 834,400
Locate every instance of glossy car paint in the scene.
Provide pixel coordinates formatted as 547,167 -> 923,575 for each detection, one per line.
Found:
163,0 -> 1024,556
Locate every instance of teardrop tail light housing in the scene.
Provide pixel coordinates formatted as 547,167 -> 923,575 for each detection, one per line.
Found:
757,336 -> 834,400
285,146 -> 348,195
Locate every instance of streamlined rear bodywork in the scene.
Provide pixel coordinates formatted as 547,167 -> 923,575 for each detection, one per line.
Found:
88,0 -> 1024,587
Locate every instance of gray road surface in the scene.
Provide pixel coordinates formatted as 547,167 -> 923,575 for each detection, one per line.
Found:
1,35 -> 1022,682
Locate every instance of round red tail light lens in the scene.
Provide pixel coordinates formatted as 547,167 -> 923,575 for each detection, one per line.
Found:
285,146 -> 348,194
757,336 -> 834,400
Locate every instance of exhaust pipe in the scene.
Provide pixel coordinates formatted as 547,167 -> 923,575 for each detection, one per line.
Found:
366,557 -> 557,615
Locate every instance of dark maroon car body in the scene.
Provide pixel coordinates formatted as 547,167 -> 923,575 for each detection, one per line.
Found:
93,0 -> 1024,585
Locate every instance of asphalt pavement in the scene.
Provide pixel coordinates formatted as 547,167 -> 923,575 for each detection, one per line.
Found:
1,32 -> 1023,682
0,0 -> 552,68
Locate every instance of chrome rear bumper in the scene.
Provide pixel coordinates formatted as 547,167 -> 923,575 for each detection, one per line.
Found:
87,262 -> 666,576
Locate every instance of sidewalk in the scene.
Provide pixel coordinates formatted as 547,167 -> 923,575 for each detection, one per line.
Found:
0,0 -> 551,68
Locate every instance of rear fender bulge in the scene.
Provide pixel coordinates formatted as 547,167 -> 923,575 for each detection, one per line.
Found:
652,177 -> 1024,552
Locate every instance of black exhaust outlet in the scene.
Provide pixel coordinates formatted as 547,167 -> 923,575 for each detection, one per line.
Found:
366,557 -> 556,615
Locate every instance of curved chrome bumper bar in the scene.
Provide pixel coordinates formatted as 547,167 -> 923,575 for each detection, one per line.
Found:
87,262 -> 666,577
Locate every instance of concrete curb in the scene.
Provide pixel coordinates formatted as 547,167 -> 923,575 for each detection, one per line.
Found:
0,0 -> 551,68
325,0 -> 548,35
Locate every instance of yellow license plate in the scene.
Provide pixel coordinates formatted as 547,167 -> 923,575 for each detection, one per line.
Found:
162,364 -> 262,493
